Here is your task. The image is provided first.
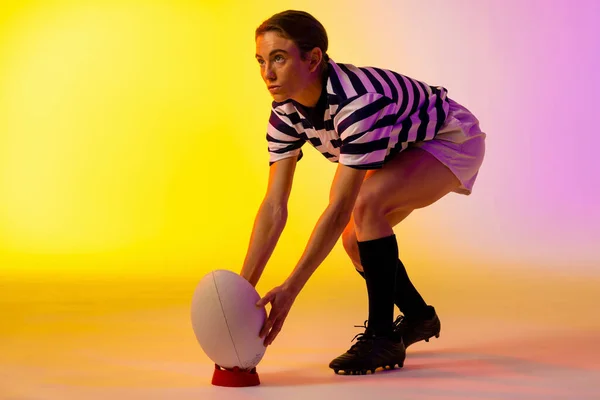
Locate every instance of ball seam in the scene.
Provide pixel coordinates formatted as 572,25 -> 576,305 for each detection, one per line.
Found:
211,271 -> 243,369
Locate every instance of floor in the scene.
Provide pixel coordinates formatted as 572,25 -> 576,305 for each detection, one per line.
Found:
1,269 -> 599,400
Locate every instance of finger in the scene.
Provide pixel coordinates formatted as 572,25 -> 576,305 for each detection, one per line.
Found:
259,312 -> 277,338
265,316 -> 285,346
256,292 -> 275,308
264,321 -> 282,346
258,319 -> 271,339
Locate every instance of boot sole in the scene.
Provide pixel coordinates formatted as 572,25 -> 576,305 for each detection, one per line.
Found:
332,360 -> 405,375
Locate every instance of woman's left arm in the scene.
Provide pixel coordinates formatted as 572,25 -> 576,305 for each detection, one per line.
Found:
285,164 -> 367,292
257,164 -> 367,345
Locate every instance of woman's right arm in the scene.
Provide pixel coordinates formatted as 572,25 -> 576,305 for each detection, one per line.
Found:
240,156 -> 298,287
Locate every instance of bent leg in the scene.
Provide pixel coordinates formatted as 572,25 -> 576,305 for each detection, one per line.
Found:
342,147 -> 460,324
342,146 -> 460,267
352,147 -> 460,241
342,208 -> 412,272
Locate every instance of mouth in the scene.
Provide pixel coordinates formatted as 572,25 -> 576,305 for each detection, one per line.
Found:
268,85 -> 281,93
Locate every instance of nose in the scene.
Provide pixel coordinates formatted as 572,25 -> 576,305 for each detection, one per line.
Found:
263,62 -> 276,82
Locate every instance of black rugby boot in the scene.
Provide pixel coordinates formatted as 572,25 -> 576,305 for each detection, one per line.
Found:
394,306 -> 441,348
329,321 -> 406,375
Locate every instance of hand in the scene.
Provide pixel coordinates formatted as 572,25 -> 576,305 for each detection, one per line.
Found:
256,283 -> 298,346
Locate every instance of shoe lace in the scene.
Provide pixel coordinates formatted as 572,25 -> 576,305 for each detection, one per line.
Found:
394,314 -> 405,328
348,320 -> 374,354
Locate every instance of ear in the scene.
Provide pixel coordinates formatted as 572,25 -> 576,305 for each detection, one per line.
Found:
308,47 -> 323,73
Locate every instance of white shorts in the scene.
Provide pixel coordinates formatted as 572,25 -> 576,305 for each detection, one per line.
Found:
410,98 -> 486,195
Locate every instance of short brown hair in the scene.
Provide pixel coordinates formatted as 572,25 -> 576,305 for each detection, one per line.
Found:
255,10 -> 329,69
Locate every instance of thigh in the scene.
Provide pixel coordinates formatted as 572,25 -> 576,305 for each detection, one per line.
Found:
359,147 -> 461,215
342,147 -> 459,243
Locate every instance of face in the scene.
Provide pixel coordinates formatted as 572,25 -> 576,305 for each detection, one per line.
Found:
255,31 -> 314,102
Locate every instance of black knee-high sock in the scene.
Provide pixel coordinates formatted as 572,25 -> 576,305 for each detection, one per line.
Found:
357,234 -> 398,335
356,258 -> 430,319
394,258 -> 430,318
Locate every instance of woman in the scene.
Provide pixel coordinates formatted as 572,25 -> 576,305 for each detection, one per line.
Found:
240,10 -> 486,375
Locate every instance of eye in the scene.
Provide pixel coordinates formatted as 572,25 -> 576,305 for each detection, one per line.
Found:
257,59 -> 265,66
274,55 -> 284,62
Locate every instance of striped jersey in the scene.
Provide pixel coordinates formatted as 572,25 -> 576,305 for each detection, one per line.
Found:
266,58 -> 451,170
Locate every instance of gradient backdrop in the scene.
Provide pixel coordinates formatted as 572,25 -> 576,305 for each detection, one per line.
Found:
1,0 -> 599,398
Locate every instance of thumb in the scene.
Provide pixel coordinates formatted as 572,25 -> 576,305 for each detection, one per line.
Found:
256,290 -> 275,307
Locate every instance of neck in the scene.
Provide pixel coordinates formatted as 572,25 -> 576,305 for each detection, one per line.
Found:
294,68 -> 326,108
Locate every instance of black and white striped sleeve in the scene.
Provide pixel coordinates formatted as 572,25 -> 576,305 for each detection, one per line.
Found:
266,110 -> 305,166
334,93 -> 397,169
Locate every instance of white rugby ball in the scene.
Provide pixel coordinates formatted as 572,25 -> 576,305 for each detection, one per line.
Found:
190,269 -> 267,370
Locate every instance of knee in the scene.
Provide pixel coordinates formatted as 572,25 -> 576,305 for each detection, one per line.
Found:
341,228 -> 359,261
353,191 -> 385,228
